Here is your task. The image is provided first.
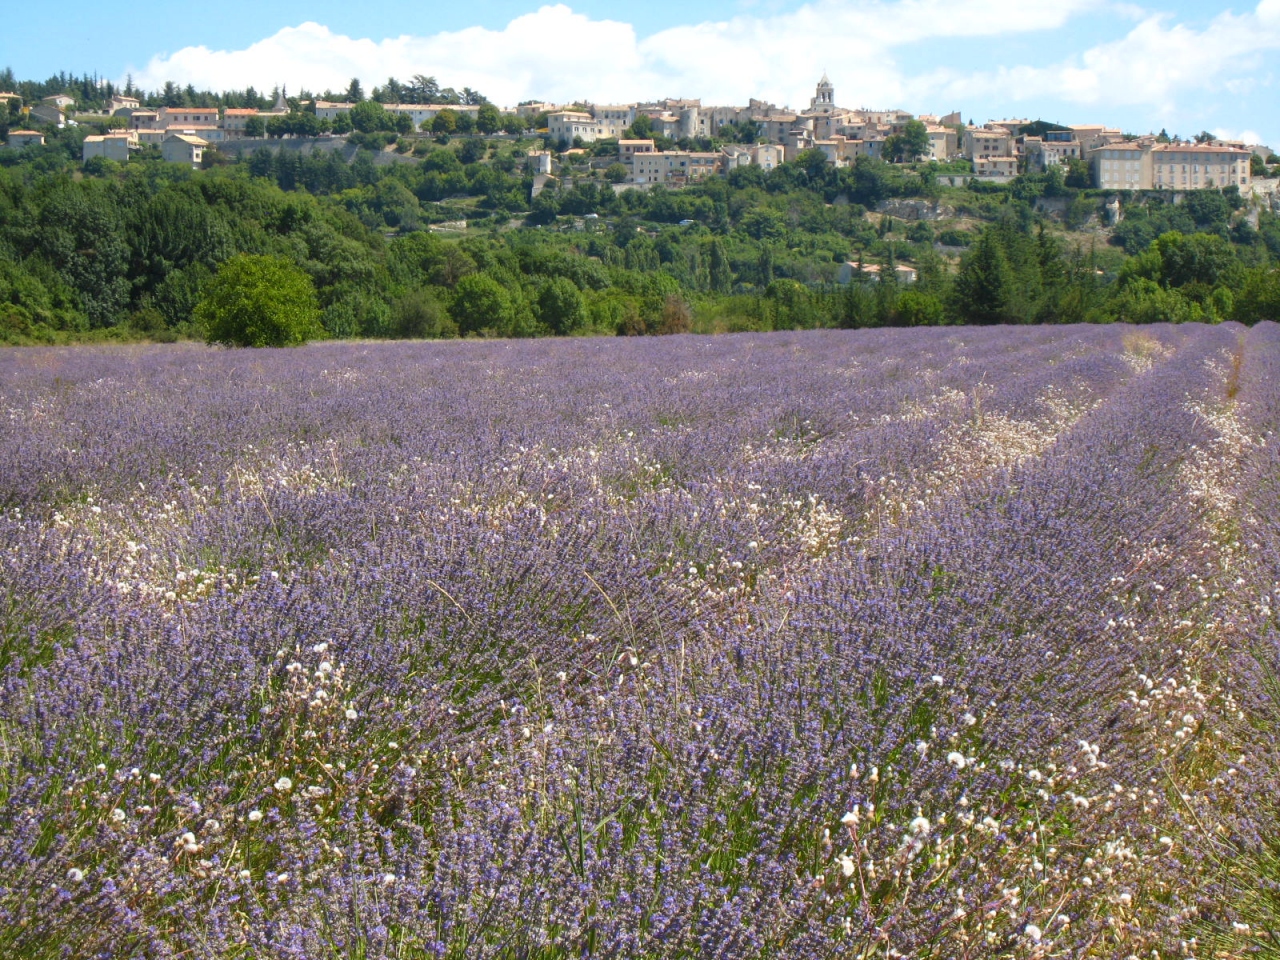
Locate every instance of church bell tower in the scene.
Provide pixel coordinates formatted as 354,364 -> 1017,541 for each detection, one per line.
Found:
810,73 -> 836,114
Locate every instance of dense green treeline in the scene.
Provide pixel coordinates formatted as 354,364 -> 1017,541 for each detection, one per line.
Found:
0,66 -> 492,116
2,133 -> 1279,344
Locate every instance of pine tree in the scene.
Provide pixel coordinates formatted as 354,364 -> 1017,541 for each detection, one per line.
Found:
708,239 -> 732,294
951,230 -> 1015,324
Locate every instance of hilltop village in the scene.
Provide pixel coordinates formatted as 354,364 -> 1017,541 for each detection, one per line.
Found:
2,75 -> 1274,197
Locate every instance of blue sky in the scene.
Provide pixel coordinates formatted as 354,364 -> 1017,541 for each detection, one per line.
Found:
7,0 -> 1279,147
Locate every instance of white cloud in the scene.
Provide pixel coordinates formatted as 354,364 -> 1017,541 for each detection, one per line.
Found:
1213,127 -> 1266,145
920,2 -> 1280,113
126,8 -> 651,105
125,0 -> 1105,108
121,0 -> 1277,144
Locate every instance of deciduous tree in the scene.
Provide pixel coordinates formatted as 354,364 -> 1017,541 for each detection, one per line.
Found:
197,254 -> 324,347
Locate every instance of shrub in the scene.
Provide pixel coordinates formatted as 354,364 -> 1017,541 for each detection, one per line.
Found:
196,254 -> 324,347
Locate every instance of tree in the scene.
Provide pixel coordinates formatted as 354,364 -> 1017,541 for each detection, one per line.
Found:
476,103 -> 501,135
501,113 -> 530,135
895,289 -> 945,326
196,254 -> 324,347
1233,266 -> 1280,323
350,100 -> 390,133
432,109 -> 458,135
345,77 -> 365,103
627,114 -> 653,139
537,277 -> 586,335
885,119 -> 930,163
604,162 -> 628,183
950,229 -> 1015,324
38,185 -> 131,328
1063,157 -> 1092,189
392,288 -> 456,338
161,81 -> 185,108
708,238 -> 732,293
410,75 -> 440,103
377,77 -> 405,104
244,115 -> 265,138
450,272 -> 512,334
1119,231 -> 1237,291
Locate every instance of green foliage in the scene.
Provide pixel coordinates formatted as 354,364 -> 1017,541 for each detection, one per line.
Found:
1063,158 -> 1092,189
476,104 -> 501,135
708,238 -> 732,293
450,271 -> 515,335
0,104 -> 1276,344
350,100 -> 393,134
1119,231 -> 1239,291
536,276 -> 587,335
392,288 -> 457,338
950,230 -> 1016,324
432,110 -> 459,135
895,288 -> 946,326
885,120 -> 930,163
1233,266 -> 1280,323
197,254 -> 324,346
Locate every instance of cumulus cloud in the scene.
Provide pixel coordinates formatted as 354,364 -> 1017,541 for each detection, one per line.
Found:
1213,127 -> 1265,145
125,0 -> 1106,107
122,0 -> 1277,143
920,1 -> 1280,112
126,8 -> 650,105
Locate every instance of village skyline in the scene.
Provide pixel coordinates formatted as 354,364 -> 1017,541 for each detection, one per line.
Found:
5,0 -> 1278,148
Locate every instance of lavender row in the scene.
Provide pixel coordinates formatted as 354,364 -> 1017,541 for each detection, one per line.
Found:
0,325 -> 1262,958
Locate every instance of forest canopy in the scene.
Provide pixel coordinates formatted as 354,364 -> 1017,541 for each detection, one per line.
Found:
2,102 -> 1278,344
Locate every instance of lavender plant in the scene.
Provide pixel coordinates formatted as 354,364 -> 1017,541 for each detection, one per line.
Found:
0,324 -> 1275,958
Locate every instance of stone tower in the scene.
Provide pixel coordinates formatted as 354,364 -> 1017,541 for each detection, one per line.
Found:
810,73 -> 835,114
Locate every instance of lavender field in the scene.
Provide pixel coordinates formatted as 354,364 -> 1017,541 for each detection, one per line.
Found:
2,325 -> 1278,959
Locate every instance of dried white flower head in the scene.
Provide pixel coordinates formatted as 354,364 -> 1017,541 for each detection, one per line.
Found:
67,868 -> 84,883
345,708 -> 358,720
947,751 -> 966,769
248,810 -> 263,823
909,816 -> 931,837
274,776 -> 293,792
1025,924 -> 1042,943
110,808 -> 126,822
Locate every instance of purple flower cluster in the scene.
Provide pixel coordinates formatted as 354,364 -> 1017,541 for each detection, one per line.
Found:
0,324 -> 1275,958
